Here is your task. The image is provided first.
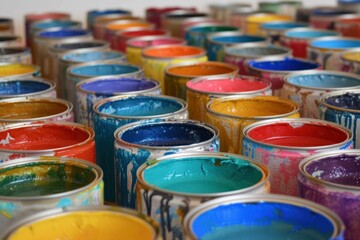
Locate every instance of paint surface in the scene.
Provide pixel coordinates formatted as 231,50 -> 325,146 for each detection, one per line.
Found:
285,29 -> 338,39
249,58 -> 320,71
107,22 -> 152,31
226,46 -> 289,57
122,29 -> 165,37
311,39 -> 360,49
38,29 -> 88,38
53,41 -> 104,50
0,80 -> 50,95
262,22 -> 309,30
191,202 -> 335,239
70,64 -> 140,77
247,122 -> 349,147
247,14 -> 293,23
63,51 -> 124,62
129,38 -> 184,47
143,46 -> 203,58
325,93 -> 360,110
143,157 -> 263,194
343,52 -> 360,62
212,35 -> 265,44
32,20 -> 78,30
167,64 -> 234,76
0,64 -> 36,77
288,73 -> 360,89
8,211 -> 155,240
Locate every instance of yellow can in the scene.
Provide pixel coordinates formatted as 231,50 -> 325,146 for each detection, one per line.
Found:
206,95 -> 300,153
245,13 -> 293,35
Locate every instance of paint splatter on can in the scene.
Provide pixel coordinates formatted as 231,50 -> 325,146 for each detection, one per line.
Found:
0,47 -> 31,64
245,13 -> 293,35
0,206 -> 160,240
224,43 -> 290,75
0,121 -> 95,163
282,70 -> 360,118
164,61 -> 238,100
76,76 -> 161,127
0,63 -> 40,79
260,21 -> 309,44
310,7 -> 355,30
336,14 -> 360,38
319,90 -> 360,148
137,152 -> 270,240
299,150 -> 360,240
93,94 -> 188,203
0,36 -> 21,48
206,95 -> 299,154
242,118 -> 353,196
340,48 -> 360,73
187,75 -> 272,122
183,194 -> 345,240
0,156 -> 103,229
86,9 -> 131,31
258,0 -> 303,17
162,12 -> 207,38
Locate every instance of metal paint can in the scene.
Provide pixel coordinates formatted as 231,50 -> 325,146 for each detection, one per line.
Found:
281,27 -> 339,58
187,75 -> 272,122
164,61 -> 239,100
259,0 -> 303,17
137,152 -> 270,240
308,36 -> 360,70
0,36 -> 21,48
115,120 -> 220,208
338,0 -> 360,13
93,94 -> 188,202
207,32 -> 267,61
180,17 -> 220,37
0,47 -> 31,64
260,21 -> 309,44
126,36 -> 186,67
336,14 -> 360,37
245,13 -> 293,35
247,56 -> 321,96
224,43 -> 291,75
146,7 -> 196,28
206,95 -> 300,154
310,7 -> 355,30
76,76 -> 161,127
115,29 -> 167,53
66,62 -> 143,112
0,156 -> 103,229
299,150 -> 360,240
86,9 -> 132,31
142,45 -> 207,92
183,194 -> 345,240
0,63 -> 40,79
0,18 -> 14,36
242,118 -> 353,196
0,77 -> 56,99
185,24 -> 239,49
0,121 -> 96,163
282,70 -> 360,118
0,97 -> 73,124
230,9 -> 267,29
340,48 -> 360,73
0,206 -> 160,240
319,89 -> 360,148
209,3 -> 251,23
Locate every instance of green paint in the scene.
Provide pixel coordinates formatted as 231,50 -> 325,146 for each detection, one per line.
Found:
0,162 -> 96,197
143,156 -> 263,194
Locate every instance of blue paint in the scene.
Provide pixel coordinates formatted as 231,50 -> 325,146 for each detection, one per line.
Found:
339,0 -> 360,3
52,41 -> 105,50
32,20 -> 79,30
285,29 -> 339,39
248,58 -> 320,71
62,51 -> 124,62
70,64 -> 140,77
287,73 -> 360,89
191,202 -> 337,239
311,8 -> 354,16
38,29 -> 89,38
262,22 -> 309,30
325,93 -> 360,110
0,80 -> 50,95
311,39 -> 360,49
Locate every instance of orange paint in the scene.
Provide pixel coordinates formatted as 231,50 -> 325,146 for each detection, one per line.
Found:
167,62 -> 238,77
107,22 -> 153,31
143,45 -> 204,58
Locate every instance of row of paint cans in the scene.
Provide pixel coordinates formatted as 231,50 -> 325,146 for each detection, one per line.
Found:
164,61 -> 239,100
136,151 -> 269,240
0,47 -> 32,64
0,121 -> 95,163
76,76 -> 161,127
259,21 -> 309,44
186,75 -> 272,122
0,63 -> 40,78
0,156 -> 103,229
242,118 -> 353,196
114,119 -> 220,208
281,70 -> 360,118
93,94 -> 188,202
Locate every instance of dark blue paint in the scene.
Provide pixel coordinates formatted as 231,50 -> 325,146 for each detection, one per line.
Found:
262,22 -> 309,30
311,8 -> 354,16
88,9 -> 130,17
32,20 -> 79,30
311,39 -> 360,49
249,58 -> 320,71
52,41 -> 105,50
62,51 -> 124,62
325,93 -> 360,110
339,0 -> 360,3
0,18 -> 11,24
0,80 -> 50,95
285,30 -> 338,39
211,35 -> 266,44
70,64 -> 140,77
287,73 -> 360,89
38,29 -> 89,38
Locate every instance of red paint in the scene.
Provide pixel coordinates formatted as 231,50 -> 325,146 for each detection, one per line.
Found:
116,29 -> 167,52
286,40 -> 308,58
248,122 -> 349,147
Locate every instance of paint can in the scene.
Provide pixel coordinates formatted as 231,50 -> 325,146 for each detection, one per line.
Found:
76,76 -> 161,127
93,94 -> 188,202
142,45 -> 207,92
338,0 -> 360,13
0,156 -> 103,229
207,32 -> 267,61
245,13 -> 293,35
146,7 -> 196,28
282,70 -> 360,119
164,61 -> 238,100
180,17 -> 220,38
0,18 -> 14,36
0,47 -> 31,64
299,150 -> 360,240
206,95 -> 299,154
280,27 -> 339,58
183,194 -> 345,240
247,56 -> 321,96
115,120 -> 220,208
0,36 -> 21,48
308,36 -> 360,70
0,77 -> 56,99
0,121 -> 95,163
187,75 -> 272,122
86,9 -> 132,31
335,14 -> 360,37
258,0 -> 303,17
229,9 -> 267,29
310,7 -> 355,30
126,36 -> 185,67
66,62 -> 143,112
224,43 -> 291,75
185,24 -> 239,49
0,63 -> 40,79
137,152 -> 270,240
115,29 -> 167,53
0,206 -> 160,240
260,21 -> 309,44
0,97 -> 73,125
319,89 -> 360,148
340,48 -> 360,73
242,118 -> 353,196
209,3 -> 251,23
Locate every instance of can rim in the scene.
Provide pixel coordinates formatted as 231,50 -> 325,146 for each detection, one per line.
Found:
142,45 -> 206,60
0,77 -> 56,98
127,36 -> 186,49
319,89 -> 360,114
224,43 -> 291,58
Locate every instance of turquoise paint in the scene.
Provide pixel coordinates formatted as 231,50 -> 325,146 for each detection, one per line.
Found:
63,51 -> 124,62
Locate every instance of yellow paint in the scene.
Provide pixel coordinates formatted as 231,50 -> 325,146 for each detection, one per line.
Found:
9,211 -> 156,240
342,51 -> 360,62
126,46 -> 143,66
0,64 -> 37,77
245,14 -> 293,35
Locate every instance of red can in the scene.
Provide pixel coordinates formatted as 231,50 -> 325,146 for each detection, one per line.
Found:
336,14 -> 360,38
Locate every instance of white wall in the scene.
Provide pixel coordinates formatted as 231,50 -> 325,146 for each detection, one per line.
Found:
1,0 -> 337,42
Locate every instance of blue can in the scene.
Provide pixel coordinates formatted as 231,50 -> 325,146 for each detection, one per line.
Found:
87,9 -> 132,31
260,21 -> 309,44
93,95 -> 188,203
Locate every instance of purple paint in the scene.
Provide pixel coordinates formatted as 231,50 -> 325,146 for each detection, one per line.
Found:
325,92 -> 360,111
